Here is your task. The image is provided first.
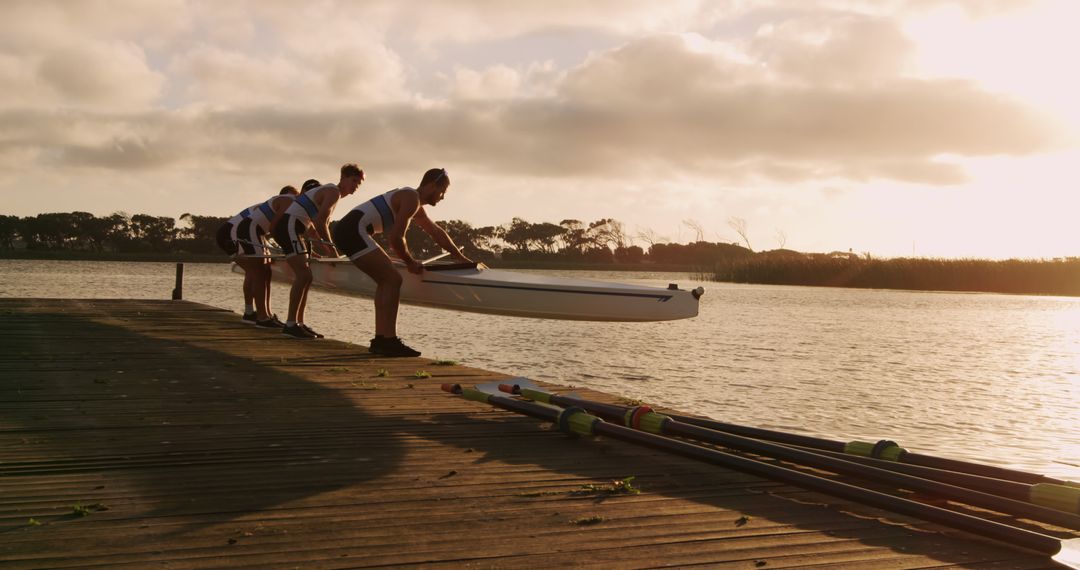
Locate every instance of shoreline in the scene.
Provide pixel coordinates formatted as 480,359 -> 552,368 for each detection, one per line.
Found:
0,249 -> 701,272
5,250 -> 1078,297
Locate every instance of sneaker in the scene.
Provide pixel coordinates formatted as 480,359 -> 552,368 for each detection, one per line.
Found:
255,316 -> 285,329
241,312 -> 258,325
300,324 -> 324,339
370,336 -> 421,357
282,324 -> 316,339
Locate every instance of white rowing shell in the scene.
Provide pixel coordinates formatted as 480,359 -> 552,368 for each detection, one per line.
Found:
235,259 -> 703,322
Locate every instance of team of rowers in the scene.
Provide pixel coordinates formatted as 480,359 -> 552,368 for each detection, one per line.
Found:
215,163 -> 471,357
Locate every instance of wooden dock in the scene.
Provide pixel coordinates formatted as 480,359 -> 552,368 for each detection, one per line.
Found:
0,298 -> 1072,568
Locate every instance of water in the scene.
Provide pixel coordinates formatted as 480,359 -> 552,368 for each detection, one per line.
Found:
2,259 -> 1077,480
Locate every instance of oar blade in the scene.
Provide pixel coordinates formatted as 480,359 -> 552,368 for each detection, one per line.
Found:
1055,538 -> 1080,569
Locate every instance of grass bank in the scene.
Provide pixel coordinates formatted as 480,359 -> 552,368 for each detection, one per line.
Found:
713,257 -> 1080,296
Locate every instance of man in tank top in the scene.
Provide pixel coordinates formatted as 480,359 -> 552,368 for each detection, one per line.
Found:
230,184 -> 303,328
272,164 -> 365,339
332,168 -> 472,357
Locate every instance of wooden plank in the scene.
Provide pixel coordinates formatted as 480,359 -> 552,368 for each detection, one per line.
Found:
0,298 -> 1072,569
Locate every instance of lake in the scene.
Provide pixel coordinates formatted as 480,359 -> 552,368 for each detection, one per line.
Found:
1,259 -> 1077,480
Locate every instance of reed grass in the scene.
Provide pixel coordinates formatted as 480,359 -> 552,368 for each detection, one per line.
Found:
713,257 -> 1080,296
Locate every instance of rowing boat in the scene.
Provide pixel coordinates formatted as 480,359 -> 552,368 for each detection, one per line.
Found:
233,258 -> 703,321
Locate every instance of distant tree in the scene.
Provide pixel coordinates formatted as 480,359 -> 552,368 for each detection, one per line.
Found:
20,213 -> 82,249
588,218 -> 625,250
559,219 -> 588,255
683,219 -> 705,242
0,215 -> 19,248
129,215 -> 176,252
529,222 -> 565,254
502,218 -> 534,253
774,228 -> 787,250
177,213 -> 228,253
472,225 -> 502,254
502,218 -> 565,254
634,226 -> 665,248
728,216 -> 752,252
100,213 -> 131,251
614,245 -> 644,263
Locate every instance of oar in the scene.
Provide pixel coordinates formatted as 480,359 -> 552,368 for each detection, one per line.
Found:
490,381 -> 1080,529
778,441 -> 1072,507
443,383 -> 1080,566
235,239 -> 284,256
475,384 -> 1067,510
669,409 -> 1076,488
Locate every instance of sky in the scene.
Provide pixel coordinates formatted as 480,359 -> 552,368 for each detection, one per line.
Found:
2,0 -> 1078,258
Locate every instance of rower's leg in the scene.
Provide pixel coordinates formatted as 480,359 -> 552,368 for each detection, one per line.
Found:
373,270 -> 402,337
261,263 -> 274,317
242,263 -> 256,315
351,249 -> 401,338
296,278 -> 310,324
246,258 -> 270,320
285,254 -> 312,324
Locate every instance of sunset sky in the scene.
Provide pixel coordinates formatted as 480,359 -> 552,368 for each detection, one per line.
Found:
2,0 -> 1077,258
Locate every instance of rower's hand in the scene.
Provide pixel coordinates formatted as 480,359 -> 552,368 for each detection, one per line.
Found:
406,260 -> 425,274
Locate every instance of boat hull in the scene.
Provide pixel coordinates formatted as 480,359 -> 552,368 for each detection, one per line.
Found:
235,259 -> 702,322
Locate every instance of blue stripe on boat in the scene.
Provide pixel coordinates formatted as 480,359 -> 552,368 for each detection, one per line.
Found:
419,279 -> 673,301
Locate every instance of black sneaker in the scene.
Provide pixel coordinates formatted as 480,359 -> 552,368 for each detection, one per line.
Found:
282,324 -> 316,339
241,312 -> 258,325
255,316 -> 285,329
300,324 -> 324,339
370,336 -> 421,357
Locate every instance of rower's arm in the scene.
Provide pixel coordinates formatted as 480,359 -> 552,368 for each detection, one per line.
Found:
313,195 -> 338,242
310,192 -> 341,256
389,192 -> 421,265
414,209 -> 468,261
267,195 -> 294,232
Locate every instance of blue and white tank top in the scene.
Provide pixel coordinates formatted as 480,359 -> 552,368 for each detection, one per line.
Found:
242,197 -> 283,231
347,187 -> 414,235
284,183 -> 338,224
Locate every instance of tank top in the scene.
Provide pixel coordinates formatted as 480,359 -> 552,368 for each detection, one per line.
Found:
347,187 -> 414,235
236,198 -> 280,231
284,183 -> 339,224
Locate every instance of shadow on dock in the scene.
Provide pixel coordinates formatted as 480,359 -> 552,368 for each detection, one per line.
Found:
1,302 -> 402,538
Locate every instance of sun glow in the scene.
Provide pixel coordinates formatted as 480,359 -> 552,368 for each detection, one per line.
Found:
904,0 -> 1080,134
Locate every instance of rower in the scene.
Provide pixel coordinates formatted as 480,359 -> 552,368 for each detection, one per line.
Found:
272,164 -> 364,339
331,168 -> 472,357
214,208 -> 251,323
230,183 -> 307,328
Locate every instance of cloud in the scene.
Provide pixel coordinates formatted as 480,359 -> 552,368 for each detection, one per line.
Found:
749,13 -> 915,83
0,1 -> 1063,190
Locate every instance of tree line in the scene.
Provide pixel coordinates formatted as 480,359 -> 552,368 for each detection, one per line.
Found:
6,211 -> 1076,296
0,211 -> 754,267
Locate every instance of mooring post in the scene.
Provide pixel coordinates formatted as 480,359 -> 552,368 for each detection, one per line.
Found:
171,262 -> 184,300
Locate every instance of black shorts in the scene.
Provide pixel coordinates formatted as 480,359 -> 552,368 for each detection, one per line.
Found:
216,222 -> 237,256
232,218 -> 266,256
332,209 -> 382,260
271,214 -> 309,257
